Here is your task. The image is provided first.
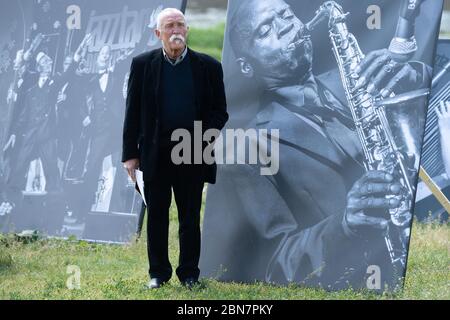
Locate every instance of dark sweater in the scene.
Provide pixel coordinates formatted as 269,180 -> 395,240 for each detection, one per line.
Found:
160,53 -> 196,145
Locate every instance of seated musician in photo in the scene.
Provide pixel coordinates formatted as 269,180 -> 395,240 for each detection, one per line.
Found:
437,101 -> 450,180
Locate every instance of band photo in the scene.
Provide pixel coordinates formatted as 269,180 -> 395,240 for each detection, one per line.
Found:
0,0 -> 187,242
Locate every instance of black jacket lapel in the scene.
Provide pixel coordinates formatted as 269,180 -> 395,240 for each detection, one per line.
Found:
188,48 -> 204,116
149,48 -> 163,115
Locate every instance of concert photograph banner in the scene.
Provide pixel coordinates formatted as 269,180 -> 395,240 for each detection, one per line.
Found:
0,0 -> 186,243
200,0 -> 443,291
414,39 -> 450,223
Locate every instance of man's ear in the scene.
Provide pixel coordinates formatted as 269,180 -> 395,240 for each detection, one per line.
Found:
155,29 -> 161,39
236,57 -> 253,78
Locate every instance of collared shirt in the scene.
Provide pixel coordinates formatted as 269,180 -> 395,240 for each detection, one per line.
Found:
99,73 -> 109,93
38,76 -> 48,89
162,46 -> 188,66
269,76 -> 327,137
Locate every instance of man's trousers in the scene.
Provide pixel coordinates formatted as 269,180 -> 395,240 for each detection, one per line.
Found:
144,145 -> 204,282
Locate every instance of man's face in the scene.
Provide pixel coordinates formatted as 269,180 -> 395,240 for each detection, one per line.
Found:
13,50 -> 24,71
97,45 -> 111,69
63,56 -> 73,72
42,1 -> 50,13
238,0 -> 313,83
156,12 -> 188,53
38,55 -> 53,74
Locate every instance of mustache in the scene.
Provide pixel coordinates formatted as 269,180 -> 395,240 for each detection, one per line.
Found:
169,34 -> 186,43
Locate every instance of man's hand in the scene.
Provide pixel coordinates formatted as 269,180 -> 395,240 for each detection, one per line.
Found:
3,134 -> 16,152
117,48 -> 135,63
14,49 -> 24,66
57,91 -> 67,104
436,101 -> 450,133
82,116 -> 91,127
23,50 -> 32,62
7,88 -> 17,105
24,33 -> 45,62
345,171 -> 402,234
437,101 -> 450,179
354,48 -> 421,98
53,20 -> 61,29
123,158 -> 140,182
0,202 -> 13,216
74,33 -> 93,63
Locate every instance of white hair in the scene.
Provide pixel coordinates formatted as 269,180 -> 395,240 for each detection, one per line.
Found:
156,8 -> 187,30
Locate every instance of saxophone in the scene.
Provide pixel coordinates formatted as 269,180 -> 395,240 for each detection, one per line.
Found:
306,1 -> 415,269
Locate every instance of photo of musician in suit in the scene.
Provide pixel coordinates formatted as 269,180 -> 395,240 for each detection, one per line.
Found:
415,40 -> 450,222
0,1 -> 174,240
27,0 -> 63,62
414,100 -> 450,222
0,34 -> 90,217
55,52 -> 87,177
200,0 -> 440,291
71,43 -> 134,223
437,101 -> 450,180
0,40 -> 42,215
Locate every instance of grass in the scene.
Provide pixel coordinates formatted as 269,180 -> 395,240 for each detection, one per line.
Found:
0,190 -> 448,300
187,23 -> 225,61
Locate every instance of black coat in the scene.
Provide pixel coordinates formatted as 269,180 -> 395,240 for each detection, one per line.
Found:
122,48 -> 228,183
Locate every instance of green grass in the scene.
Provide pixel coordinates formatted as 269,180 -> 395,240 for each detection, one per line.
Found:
187,23 -> 225,61
0,190 -> 448,300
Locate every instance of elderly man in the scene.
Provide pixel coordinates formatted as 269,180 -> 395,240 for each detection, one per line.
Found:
122,8 -> 228,289
200,0 -> 432,290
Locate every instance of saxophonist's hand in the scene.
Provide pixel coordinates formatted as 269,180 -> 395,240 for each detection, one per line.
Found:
344,171 -> 402,234
353,48 -> 422,98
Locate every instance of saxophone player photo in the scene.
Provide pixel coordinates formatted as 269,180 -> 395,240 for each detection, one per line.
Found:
200,0 -> 443,291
